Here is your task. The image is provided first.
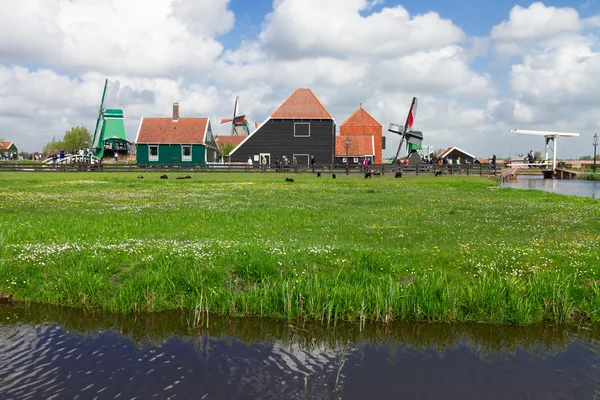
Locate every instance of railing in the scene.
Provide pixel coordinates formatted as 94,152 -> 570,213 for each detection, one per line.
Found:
505,162 -> 551,169
0,162 -> 500,176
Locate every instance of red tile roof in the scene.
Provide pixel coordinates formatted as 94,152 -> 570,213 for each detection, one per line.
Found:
340,107 -> 381,127
271,88 -> 332,119
215,135 -> 246,148
335,135 -> 374,157
1,142 -> 14,149
136,118 -> 209,144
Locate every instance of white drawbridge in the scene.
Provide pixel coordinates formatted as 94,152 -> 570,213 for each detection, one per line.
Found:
509,129 -> 580,170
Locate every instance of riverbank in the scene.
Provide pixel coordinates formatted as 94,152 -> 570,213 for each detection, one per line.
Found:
580,172 -> 600,181
1,172 -> 599,325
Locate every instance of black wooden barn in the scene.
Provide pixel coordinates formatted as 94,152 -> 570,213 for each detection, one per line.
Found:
229,89 -> 335,166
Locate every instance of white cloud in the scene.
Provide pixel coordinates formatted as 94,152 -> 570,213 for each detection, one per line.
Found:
259,0 -> 465,59
0,0 -> 233,76
491,2 -> 583,42
584,15 -> 600,27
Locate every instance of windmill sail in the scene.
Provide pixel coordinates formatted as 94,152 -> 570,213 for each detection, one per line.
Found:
221,96 -> 250,136
92,79 -> 108,151
391,97 -> 418,163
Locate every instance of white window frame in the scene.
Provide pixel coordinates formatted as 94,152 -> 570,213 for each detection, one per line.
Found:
149,145 -> 159,162
342,157 -> 347,163
181,145 -> 192,162
353,157 -> 359,163
293,154 -> 309,165
294,122 -> 310,137
260,153 -> 271,165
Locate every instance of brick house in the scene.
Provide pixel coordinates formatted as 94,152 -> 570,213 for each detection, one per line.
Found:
339,106 -> 382,164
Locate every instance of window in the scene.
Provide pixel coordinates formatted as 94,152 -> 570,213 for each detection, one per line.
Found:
353,158 -> 359,163
294,122 -> 310,137
149,145 -> 159,162
342,157 -> 347,163
182,145 -> 192,162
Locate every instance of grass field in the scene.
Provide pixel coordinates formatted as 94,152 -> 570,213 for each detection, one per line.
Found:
1,172 -> 599,325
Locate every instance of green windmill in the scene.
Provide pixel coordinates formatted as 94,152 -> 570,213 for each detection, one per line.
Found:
91,79 -> 130,159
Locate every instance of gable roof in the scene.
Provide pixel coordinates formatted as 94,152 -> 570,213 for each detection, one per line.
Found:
215,135 -> 246,148
341,107 -> 381,127
271,88 -> 332,119
335,135 -> 375,157
136,118 -> 209,145
439,146 -> 477,160
1,142 -> 15,150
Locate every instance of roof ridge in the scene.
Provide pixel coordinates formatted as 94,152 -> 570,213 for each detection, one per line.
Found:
305,88 -> 332,119
340,106 -> 381,127
271,88 -> 332,119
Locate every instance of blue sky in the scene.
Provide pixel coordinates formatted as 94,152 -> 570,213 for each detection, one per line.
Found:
223,0 -> 600,45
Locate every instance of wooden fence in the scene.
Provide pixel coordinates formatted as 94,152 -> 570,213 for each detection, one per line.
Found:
0,162 -> 500,176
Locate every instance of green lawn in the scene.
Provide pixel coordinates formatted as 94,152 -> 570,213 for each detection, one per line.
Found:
1,172 -> 599,325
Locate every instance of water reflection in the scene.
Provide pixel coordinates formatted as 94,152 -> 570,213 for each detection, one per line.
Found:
1,304 -> 600,399
501,175 -> 600,199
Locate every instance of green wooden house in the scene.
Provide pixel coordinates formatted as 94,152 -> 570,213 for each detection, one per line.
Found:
1,141 -> 18,159
135,103 -> 218,166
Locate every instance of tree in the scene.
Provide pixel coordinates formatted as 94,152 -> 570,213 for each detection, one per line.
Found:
217,142 -> 235,162
43,140 -> 63,154
62,125 -> 92,151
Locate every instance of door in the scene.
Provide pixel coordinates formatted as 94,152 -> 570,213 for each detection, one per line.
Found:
260,153 -> 271,165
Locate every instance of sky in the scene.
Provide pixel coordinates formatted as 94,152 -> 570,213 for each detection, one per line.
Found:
1,0 -> 600,159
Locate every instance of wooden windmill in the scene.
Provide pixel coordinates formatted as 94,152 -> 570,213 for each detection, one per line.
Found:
91,79 -> 129,158
220,96 -> 250,136
388,97 -> 423,163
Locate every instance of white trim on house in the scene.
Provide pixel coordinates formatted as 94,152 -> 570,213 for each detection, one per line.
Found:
181,145 -> 192,162
148,144 -> 159,162
371,135 -> 375,157
439,146 -> 477,160
229,116 -> 270,156
294,122 -> 310,137
293,153 -> 310,165
260,153 -> 271,165
135,118 -> 144,144
204,122 -> 218,150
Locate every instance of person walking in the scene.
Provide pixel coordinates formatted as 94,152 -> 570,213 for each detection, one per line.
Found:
310,155 -> 316,174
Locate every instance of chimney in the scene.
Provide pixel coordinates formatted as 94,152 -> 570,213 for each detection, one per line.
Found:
173,103 -> 179,122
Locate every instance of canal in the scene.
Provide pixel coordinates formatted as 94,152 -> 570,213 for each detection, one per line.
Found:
1,304 -> 599,399
500,175 -> 600,199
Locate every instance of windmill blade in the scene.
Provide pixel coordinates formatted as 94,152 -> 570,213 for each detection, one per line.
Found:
221,117 -> 234,124
393,97 -> 418,163
92,79 -> 108,149
230,96 -> 239,135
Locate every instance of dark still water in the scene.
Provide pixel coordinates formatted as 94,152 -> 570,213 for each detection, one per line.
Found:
1,304 -> 600,399
501,175 -> 600,199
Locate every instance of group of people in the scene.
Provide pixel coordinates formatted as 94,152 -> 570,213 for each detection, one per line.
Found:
1,151 -> 18,160
247,155 -> 318,172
